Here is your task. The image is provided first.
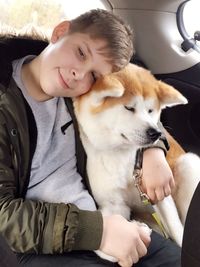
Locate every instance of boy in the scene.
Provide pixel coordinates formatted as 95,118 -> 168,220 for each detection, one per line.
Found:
0,9 -> 180,267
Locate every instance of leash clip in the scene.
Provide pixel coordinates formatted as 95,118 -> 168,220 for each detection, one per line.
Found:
133,168 -> 150,203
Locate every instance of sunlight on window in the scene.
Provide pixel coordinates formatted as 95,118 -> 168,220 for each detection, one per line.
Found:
182,0 -> 200,37
0,0 -> 110,34
60,0 -> 111,19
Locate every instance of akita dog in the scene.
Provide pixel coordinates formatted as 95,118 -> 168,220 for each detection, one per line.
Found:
73,63 -> 200,253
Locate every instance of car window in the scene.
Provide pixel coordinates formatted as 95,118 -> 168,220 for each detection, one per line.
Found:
0,0 -> 110,36
177,0 -> 200,52
182,0 -> 200,38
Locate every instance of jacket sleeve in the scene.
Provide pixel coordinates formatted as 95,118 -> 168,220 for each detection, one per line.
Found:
0,118 -> 103,254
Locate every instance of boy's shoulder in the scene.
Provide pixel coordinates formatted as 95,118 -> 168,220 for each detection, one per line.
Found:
0,24 -> 49,63
0,34 -> 48,60
0,26 -> 49,86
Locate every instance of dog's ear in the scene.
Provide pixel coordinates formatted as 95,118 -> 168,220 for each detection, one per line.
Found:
158,81 -> 188,108
91,77 -> 125,106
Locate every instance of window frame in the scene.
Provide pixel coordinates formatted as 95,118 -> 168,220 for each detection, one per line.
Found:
177,0 -> 200,53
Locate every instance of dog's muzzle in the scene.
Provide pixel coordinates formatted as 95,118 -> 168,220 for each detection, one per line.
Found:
146,127 -> 162,142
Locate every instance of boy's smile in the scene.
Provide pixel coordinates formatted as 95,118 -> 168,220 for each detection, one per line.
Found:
58,68 -> 70,90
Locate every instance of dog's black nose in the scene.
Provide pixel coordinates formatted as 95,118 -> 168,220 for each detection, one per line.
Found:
146,127 -> 162,142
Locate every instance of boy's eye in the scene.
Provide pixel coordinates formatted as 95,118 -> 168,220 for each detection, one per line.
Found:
78,48 -> 85,58
91,72 -> 97,82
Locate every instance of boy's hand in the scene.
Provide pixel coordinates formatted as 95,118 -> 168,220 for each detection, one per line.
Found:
141,148 -> 175,203
99,215 -> 151,267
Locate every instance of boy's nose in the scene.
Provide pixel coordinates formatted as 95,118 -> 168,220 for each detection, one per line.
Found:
72,69 -> 85,80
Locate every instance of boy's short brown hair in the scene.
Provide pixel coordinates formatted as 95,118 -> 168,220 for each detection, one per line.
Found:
69,9 -> 134,72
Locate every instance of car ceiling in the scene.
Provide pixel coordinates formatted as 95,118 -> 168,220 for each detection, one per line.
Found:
107,0 -> 185,12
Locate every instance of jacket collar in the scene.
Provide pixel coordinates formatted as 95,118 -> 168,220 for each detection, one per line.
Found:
0,35 -> 48,87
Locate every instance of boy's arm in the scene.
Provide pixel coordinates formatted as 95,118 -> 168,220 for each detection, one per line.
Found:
0,118 -> 102,254
0,185 -> 103,254
140,121 -> 175,203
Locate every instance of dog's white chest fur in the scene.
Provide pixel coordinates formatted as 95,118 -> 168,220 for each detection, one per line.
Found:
84,139 -> 142,218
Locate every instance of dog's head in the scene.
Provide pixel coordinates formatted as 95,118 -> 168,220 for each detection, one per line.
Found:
73,63 -> 187,150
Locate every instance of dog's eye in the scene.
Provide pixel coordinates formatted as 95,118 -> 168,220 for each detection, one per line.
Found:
148,109 -> 153,113
125,106 -> 135,113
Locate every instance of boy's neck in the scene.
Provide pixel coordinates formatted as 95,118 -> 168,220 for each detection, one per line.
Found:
21,57 -> 53,102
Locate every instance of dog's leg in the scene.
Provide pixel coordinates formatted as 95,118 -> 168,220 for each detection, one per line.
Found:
154,196 -> 183,247
173,152 -> 200,224
100,202 -> 131,219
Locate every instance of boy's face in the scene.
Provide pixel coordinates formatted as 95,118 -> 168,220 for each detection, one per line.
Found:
39,21 -> 113,98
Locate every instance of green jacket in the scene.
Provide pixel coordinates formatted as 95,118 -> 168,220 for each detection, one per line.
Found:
0,34 -> 102,254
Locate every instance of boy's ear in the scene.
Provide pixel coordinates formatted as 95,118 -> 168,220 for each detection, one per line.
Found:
51,21 -> 70,43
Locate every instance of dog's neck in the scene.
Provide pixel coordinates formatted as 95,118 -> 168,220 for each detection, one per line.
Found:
79,126 -> 138,185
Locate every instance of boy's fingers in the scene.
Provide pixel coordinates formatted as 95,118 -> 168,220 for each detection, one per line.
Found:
136,240 -> 148,257
139,227 -> 151,247
164,184 -> 171,196
147,188 -> 156,202
170,178 -> 175,189
155,188 -> 166,201
118,255 -> 137,267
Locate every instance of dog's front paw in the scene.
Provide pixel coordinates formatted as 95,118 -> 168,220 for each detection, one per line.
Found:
132,220 -> 152,236
95,249 -> 117,262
